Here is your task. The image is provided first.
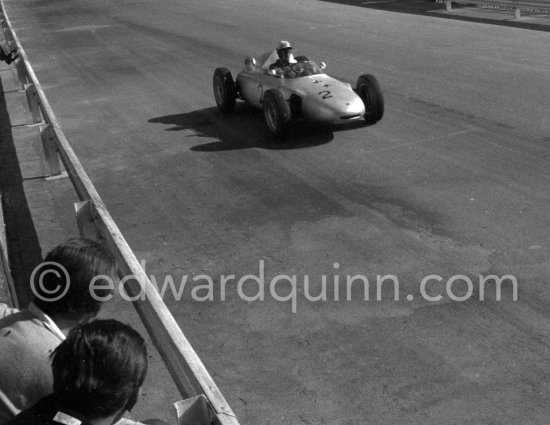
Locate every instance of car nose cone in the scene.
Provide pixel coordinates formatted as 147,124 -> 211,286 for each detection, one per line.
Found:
302,89 -> 365,123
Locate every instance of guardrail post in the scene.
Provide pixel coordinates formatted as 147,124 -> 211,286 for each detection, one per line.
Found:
40,124 -> 62,176
14,56 -> 26,87
7,39 -> 16,52
174,395 -> 220,425
25,83 -> 42,123
1,20 -> 26,86
1,25 -> 14,46
75,200 -> 100,242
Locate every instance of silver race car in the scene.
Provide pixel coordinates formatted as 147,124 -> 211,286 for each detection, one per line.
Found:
213,49 -> 384,137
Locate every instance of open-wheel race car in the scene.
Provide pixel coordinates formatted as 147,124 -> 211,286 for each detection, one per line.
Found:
213,49 -> 384,137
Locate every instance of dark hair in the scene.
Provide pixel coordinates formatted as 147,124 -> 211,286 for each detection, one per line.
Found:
51,319 -> 148,419
33,238 -> 116,318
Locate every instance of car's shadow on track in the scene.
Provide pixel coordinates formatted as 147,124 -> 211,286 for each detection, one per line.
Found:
149,105 -> 335,151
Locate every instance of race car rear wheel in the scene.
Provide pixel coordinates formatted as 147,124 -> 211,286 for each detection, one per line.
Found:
263,89 -> 291,137
213,67 -> 236,113
356,74 -> 384,124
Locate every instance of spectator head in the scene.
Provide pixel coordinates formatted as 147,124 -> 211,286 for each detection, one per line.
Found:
32,238 -> 116,321
51,319 -> 148,423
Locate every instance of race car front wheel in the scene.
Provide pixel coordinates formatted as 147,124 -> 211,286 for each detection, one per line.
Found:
356,74 -> 384,124
263,89 -> 291,138
213,67 -> 236,113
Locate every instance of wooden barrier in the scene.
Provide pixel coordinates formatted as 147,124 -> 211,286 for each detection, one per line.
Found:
1,3 -> 240,424
443,0 -> 550,18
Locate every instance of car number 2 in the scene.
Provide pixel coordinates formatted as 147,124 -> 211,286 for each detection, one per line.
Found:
318,90 -> 333,100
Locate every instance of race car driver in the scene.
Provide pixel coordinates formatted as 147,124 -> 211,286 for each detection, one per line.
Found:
269,40 -> 295,74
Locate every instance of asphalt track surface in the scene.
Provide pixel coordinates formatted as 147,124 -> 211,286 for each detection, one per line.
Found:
3,0 -> 550,423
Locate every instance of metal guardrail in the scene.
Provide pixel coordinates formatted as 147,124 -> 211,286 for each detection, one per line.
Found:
442,0 -> 550,18
0,3 -> 240,425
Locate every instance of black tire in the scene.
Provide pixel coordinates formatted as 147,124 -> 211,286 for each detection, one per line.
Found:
213,67 -> 236,113
356,74 -> 384,124
263,89 -> 291,137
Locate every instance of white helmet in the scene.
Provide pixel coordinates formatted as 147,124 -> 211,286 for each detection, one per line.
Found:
276,40 -> 292,51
